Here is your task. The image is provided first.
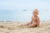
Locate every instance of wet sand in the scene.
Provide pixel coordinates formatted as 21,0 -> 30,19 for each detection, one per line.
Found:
0,21 -> 50,33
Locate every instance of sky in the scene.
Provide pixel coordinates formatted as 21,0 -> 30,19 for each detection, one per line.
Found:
0,0 -> 50,21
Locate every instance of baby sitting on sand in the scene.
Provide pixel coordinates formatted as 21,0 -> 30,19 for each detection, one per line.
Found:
21,9 -> 40,27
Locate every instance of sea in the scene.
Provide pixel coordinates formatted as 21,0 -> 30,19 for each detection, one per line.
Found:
0,9 -> 50,22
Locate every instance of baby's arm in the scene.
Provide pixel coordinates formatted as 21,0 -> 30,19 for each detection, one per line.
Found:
30,16 -> 34,24
37,17 -> 40,27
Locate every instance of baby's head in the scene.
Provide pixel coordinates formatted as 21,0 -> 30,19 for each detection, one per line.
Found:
33,9 -> 39,16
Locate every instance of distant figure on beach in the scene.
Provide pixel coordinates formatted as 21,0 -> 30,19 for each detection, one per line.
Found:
21,9 -> 40,27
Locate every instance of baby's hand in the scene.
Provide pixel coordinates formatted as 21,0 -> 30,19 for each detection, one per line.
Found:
21,24 -> 24,26
37,25 -> 40,27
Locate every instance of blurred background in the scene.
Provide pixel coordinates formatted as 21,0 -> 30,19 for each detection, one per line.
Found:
0,0 -> 50,22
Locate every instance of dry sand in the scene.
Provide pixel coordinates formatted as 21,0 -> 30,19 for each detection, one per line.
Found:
0,21 -> 50,33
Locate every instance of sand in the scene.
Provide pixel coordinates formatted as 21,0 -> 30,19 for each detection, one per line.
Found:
0,21 -> 50,33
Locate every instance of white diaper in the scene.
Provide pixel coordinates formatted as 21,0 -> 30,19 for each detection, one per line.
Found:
28,22 -> 36,26
32,22 -> 37,24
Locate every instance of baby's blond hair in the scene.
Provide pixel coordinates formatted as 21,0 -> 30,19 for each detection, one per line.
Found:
33,9 -> 39,15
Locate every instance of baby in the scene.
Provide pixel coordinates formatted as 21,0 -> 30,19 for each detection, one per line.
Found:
28,9 -> 40,27
21,9 -> 40,27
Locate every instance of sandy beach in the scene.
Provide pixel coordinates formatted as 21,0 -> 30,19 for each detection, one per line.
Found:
0,21 -> 50,33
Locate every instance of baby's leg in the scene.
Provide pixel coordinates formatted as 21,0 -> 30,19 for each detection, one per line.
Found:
22,23 -> 30,26
28,23 -> 37,27
20,23 -> 31,26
